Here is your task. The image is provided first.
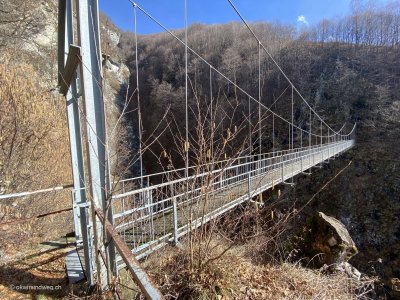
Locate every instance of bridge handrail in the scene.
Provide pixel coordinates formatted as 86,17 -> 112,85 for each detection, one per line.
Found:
112,140 -> 352,200
112,140 -> 354,224
116,139 -> 352,187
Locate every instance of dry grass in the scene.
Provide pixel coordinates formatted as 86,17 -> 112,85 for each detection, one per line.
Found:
141,236 -> 374,300
0,55 -> 72,255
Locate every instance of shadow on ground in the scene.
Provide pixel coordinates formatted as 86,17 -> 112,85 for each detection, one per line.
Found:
0,238 -> 74,299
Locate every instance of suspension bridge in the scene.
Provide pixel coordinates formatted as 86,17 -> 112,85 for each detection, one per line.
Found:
0,0 -> 356,298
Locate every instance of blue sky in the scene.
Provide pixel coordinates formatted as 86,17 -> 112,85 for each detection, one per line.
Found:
98,0 -> 387,34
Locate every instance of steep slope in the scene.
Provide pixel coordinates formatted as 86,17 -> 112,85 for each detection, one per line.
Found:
0,0 -> 131,251
278,44 -> 400,292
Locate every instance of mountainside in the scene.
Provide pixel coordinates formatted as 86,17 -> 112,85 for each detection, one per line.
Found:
277,44 -> 400,282
0,0 -> 131,253
271,43 -> 400,294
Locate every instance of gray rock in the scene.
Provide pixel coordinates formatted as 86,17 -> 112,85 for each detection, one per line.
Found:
301,212 -> 358,268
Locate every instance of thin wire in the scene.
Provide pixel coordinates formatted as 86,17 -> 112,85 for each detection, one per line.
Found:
300,129 -> 303,148
248,96 -> 252,156
264,85 -> 290,120
309,107 -> 312,148
320,120 -> 323,147
0,184 -> 73,200
291,85 -> 294,150
133,4 -> 144,190
328,128 -> 330,144
184,0 -> 190,241
0,207 -> 73,227
89,4 -> 114,203
258,42 -> 262,156
210,65 -> 214,169
184,0 -> 189,178
272,113 -> 275,152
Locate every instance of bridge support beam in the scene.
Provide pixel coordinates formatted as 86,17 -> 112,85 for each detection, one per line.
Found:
59,0 -> 117,289
76,0 -> 117,288
59,0 -> 94,285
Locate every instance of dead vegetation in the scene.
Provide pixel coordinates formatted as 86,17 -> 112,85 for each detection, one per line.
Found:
144,234 -> 375,300
0,56 -> 72,254
112,199 -> 376,300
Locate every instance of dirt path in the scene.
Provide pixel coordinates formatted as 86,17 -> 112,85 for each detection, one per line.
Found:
0,238 -> 73,299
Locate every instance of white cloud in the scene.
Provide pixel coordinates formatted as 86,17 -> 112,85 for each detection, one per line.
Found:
297,15 -> 309,26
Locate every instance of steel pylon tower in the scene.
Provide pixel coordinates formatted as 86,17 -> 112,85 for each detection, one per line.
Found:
58,0 -> 116,288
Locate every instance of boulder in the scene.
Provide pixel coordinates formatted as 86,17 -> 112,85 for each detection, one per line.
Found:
301,212 -> 358,268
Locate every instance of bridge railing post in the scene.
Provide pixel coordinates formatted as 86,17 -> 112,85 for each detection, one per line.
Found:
291,152 -> 294,178
300,154 -> 303,172
220,168 -> 223,189
247,168 -> 251,200
173,195 -> 178,245
328,137 -> 330,158
148,189 -> 154,241
313,147 -> 316,166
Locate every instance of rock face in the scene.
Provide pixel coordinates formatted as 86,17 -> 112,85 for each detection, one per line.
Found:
302,212 -> 358,268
